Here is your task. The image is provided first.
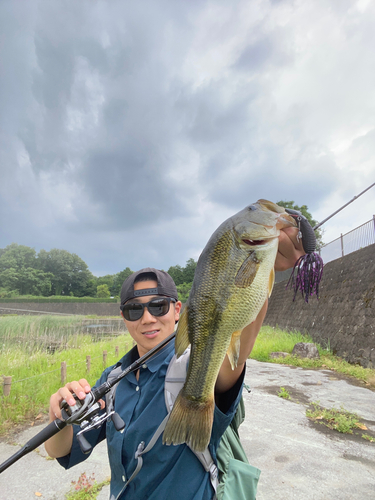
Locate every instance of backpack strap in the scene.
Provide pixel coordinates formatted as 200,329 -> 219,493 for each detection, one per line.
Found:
164,349 -> 219,495
105,350 -> 219,497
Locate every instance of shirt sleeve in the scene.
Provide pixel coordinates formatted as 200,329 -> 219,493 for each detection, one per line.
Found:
214,364 -> 246,414
56,418 -> 107,469
55,364 -> 116,469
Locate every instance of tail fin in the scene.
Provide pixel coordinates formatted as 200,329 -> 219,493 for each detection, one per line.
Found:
162,391 -> 214,452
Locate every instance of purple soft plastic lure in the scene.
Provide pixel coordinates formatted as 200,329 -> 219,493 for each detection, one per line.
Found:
286,252 -> 324,302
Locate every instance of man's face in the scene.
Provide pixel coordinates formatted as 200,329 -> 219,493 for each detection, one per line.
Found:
121,279 -> 181,357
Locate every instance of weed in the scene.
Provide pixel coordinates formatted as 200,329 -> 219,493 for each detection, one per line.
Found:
277,387 -> 290,399
306,402 -> 361,434
66,472 -> 110,499
362,434 -> 375,443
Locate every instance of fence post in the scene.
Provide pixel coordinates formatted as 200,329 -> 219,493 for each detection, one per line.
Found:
86,355 -> 91,374
61,362 -> 67,385
373,215 -> 375,241
103,350 -> 107,368
115,346 -> 119,358
3,376 -> 12,397
340,233 -> 344,257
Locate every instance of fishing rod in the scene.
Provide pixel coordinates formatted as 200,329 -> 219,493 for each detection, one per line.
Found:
313,182 -> 375,231
0,331 -> 176,474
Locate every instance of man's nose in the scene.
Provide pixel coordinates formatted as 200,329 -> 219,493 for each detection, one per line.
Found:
140,306 -> 157,323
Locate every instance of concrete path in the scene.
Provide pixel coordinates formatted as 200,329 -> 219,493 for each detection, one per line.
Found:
0,359 -> 374,499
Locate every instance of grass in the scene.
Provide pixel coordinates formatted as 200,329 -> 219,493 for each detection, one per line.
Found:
251,326 -> 375,388
0,315 -> 133,436
65,473 -> 110,500
277,387 -> 290,399
306,402 -> 362,434
0,315 -> 126,353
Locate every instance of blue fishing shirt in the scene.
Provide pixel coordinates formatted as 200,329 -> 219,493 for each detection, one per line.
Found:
57,339 -> 243,500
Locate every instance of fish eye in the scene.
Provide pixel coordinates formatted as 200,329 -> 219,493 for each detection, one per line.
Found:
248,205 -> 256,211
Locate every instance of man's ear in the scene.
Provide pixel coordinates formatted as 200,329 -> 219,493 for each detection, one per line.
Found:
174,300 -> 182,319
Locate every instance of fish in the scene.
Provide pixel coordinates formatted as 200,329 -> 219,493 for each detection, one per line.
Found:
162,199 -> 297,452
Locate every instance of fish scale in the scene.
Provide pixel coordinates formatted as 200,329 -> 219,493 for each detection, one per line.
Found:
163,200 -> 296,452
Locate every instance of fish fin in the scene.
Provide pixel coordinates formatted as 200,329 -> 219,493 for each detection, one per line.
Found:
234,253 -> 260,288
163,391 -> 214,452
175,306 -> 190,357
227,329 -> 242,370
268,267 -> 275,297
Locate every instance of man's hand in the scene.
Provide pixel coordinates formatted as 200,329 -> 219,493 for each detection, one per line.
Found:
275,227 -> 305,272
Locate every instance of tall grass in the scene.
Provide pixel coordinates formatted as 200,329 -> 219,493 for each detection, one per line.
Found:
0,315 -> 133,435
0,315 -> 125,353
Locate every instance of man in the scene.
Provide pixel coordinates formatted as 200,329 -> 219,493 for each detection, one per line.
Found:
45,228 -> 303,499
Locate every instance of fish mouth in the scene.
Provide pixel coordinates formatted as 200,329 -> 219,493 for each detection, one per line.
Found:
242,237 -> 276,247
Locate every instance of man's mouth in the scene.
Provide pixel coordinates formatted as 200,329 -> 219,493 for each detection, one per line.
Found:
142,330 -> 159,337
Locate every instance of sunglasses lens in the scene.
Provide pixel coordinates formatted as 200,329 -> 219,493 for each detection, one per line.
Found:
148,298 -> 170,317
122,298 -> 174,321
123,303 -> 144,321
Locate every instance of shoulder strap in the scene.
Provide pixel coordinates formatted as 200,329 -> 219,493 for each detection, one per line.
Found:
105,349 -> 219,496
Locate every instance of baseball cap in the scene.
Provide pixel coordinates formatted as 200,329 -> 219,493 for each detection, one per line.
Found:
120,268 -> 178,306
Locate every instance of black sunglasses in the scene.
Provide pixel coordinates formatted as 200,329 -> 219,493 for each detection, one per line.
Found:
121,297 -> 176,322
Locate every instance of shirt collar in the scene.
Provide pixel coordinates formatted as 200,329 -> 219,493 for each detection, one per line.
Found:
120,336 -> 176,374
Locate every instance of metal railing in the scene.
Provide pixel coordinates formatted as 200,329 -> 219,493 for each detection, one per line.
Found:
275,216 -> 375,283
320,217 -> 375,264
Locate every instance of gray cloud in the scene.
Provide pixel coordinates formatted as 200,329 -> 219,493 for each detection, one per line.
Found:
1,0 -> 374,276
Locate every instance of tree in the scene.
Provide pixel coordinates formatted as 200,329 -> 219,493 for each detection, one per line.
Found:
276,200 -> 323,249
183,258 -> 197,283
112,267 -> 133,296
0,243 -> 37,271
176,281 -> 193,303
37,249 -> 94,296
0,244 -> 53,295
97,284 -> 111,298
167,264 -> 184,286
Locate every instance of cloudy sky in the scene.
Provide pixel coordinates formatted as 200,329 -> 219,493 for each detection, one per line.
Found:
1,0 -> 374,276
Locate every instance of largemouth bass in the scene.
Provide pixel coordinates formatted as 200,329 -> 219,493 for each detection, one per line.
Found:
163,199 -> 297,452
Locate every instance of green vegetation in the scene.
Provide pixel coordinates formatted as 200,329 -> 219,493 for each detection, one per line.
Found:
96,284 -> 111,298
0,296 -> 117,303
277,387 -> 290,399
0,315 -> 132,435
168,258 -> 197,302
66,473 -> 110,500
362,434 -> 375,443
306,402 -> 361,434
251,326 -> 375,387
0,243 -> 199,301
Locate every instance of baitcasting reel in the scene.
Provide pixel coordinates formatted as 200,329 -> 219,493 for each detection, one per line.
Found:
60,392 -> 125,454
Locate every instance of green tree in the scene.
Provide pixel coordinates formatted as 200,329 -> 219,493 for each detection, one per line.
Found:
0,244 -> 54,295
37,249 -> 94,296
0,243 -> 37,271
176,281 -> 193,303
97,284 -> 111,298
112,267 -> 133,296
167,264 -> 184,286
276,200 -> 323,249
182,258 -> 197,283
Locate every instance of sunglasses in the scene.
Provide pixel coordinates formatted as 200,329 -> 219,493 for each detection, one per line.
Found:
121,297 -> 176,322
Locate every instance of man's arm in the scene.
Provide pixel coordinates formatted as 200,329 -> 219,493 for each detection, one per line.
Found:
215,227 -> 304,394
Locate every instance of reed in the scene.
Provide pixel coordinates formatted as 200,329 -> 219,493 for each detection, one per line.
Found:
0,315 -> 133,435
